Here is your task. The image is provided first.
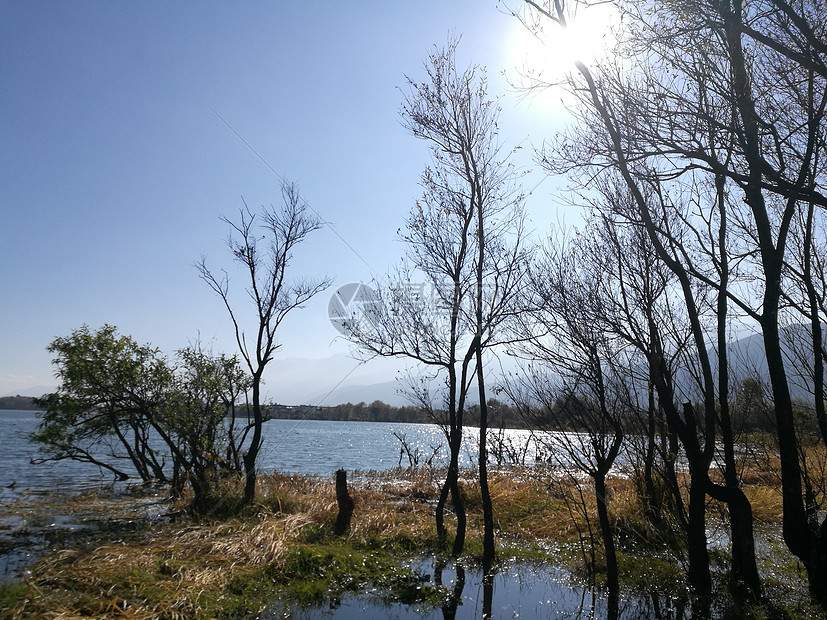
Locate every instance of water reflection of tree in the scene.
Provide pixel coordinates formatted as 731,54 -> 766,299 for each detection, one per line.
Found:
433,558 -> 465,620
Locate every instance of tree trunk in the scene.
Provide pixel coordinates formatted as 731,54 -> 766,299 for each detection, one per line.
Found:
803,202 -> 827,444
595,474 -> 619,596
662,427 -> 686,528
478,384 -> 495,567
334,468 -> 354,535
243,378 -> 264,505
437,424 -> 463,539
686,465 -> 712,593
643,385 -> 664,527
705,480 -> 760,595
437,432 -> 467,556
478,424 -> 495,566
242,450 -> 257,505
451,469 -> 467,557
436,472 -> 450,539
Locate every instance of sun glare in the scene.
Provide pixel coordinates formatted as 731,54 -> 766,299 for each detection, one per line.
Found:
505,4 -> 617,101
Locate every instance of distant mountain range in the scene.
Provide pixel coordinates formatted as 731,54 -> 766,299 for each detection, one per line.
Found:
4,326 -> 821,409
723,324 -> 823,400
618,323 -> 822,403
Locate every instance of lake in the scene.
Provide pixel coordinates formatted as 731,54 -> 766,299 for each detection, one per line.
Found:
0,409 -> 543,500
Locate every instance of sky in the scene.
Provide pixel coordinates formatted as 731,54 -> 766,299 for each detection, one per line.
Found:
0,1 -> 607,405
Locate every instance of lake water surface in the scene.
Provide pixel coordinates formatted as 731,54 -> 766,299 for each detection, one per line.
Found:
0,410 -> 543,500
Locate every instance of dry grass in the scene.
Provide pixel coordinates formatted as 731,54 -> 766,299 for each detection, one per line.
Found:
1,469 -> 452,619
731,438 -> 827,524
1,458 -> 810,619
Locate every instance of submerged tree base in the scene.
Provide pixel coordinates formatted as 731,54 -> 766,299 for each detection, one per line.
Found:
0,468 -> 821,619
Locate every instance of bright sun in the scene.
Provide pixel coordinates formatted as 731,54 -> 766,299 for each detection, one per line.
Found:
505,3 -> 617,99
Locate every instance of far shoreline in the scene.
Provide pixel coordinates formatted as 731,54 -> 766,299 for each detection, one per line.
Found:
1,398 -> 534,429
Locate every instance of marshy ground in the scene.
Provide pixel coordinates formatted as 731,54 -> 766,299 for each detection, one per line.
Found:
0,466 -> 823,619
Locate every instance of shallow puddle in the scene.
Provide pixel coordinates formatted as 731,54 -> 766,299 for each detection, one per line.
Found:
264,557 -> 698,619
0,511 -> 98,584
0,488 -> 172,584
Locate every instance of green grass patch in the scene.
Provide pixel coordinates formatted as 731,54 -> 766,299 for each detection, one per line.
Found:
617,549 -> 686,590
224,542 -> 446,614
0,581 -> 30,616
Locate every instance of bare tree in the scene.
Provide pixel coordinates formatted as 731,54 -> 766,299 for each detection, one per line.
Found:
345,198 -> 478,555
507,227 -> 626,606
343,40 -> 528,559
515,0 -> 826,598
197,182 -> 331,504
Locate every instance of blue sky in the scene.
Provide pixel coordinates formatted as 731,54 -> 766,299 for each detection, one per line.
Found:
1,1 -> 581,404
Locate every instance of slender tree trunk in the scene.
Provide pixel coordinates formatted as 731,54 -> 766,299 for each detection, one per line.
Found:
437,361 -> 459,539
663,427 -> 686,527
803,202 -> 827,444
663,397 -> 712,593
477,374 -> 495,567
436,471 -> 449,539
450,472 -> 467,557
448,353 -> 475,556
595,473 -> 618,595
225,401 -> 242,473
686,464 -> 712,593
714,170 -> 761,595
243,377 -> 264,505
706,482 -> 759,593
676,401 -> 713,594
437,443 -> 467,557
439,285 -> 469,554
728,497 -> 759,594
764,275 -> 809,554
643,384 -> 664,527
436,411 -> 467,556
717,383 -> 760,594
